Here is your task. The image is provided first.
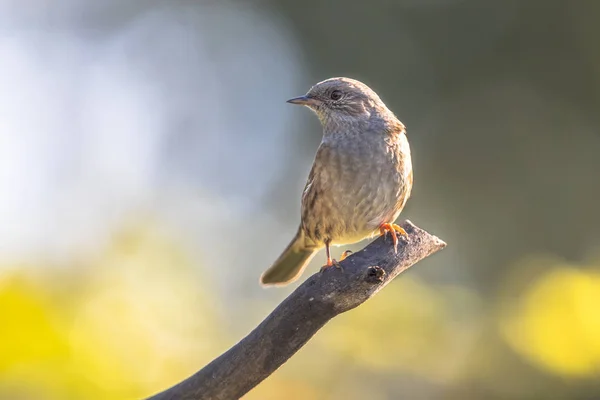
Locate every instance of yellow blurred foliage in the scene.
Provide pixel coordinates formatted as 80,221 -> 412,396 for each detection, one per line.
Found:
500,260 -> 600,378
7,219 -> 599,399
314,276 -> 480,383
0,220 -> 224,399
244,377 -> 324,400
0,276 -> 73,399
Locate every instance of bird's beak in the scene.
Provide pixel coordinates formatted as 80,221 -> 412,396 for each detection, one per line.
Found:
286,95 -> 318,106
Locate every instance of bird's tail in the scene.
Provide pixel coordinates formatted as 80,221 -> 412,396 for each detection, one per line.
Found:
260,230 -> 317,287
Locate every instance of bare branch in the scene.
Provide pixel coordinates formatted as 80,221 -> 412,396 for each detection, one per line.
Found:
146,220 -> 446,400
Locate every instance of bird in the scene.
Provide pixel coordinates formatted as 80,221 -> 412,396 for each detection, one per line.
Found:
260,77 -> 413,286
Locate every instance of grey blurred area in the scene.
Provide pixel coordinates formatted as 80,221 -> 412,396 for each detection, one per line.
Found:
0,0 -> 305,276
1,0 -> 600,399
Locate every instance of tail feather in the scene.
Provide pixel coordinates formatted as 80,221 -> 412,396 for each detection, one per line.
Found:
260,230 -> 317,286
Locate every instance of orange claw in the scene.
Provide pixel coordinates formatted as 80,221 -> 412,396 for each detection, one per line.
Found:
340,250 -> 353,261
379,223 -> 407,253
320,257 -> 343,272
321,241 -> 334,272
320,246 -> 344,272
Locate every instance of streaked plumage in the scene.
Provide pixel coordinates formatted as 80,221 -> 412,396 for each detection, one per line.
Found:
260,77 -> 412,286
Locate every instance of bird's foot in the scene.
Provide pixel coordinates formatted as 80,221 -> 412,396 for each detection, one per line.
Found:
379,223 -> 408,253
320,256 -> 344,273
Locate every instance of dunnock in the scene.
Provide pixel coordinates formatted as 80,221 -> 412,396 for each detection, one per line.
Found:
260,77 -> 412,286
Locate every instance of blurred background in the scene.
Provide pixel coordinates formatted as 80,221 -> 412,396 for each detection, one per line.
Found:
1,0 -> 600,399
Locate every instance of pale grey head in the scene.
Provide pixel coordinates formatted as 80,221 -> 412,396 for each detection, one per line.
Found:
287,77 -> 395,128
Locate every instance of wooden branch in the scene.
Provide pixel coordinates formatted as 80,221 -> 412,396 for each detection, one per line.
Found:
146,220 -> 446,400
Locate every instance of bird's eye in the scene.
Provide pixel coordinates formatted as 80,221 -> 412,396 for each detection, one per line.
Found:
330,90 -> 342,100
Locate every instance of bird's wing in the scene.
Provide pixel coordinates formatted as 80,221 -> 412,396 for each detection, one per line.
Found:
299,142 -> 332,244
301,142 -> 328,212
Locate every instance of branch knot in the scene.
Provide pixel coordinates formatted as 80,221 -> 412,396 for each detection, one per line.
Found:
365,265 -> 386,283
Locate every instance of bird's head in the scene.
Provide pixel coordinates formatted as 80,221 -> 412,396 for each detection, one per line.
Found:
287,77 -> 391,127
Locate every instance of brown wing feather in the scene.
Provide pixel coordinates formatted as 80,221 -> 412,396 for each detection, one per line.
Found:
300,143 -> 331,246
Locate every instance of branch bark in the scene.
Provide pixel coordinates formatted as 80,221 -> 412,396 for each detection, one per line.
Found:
146,220 -> 446,400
